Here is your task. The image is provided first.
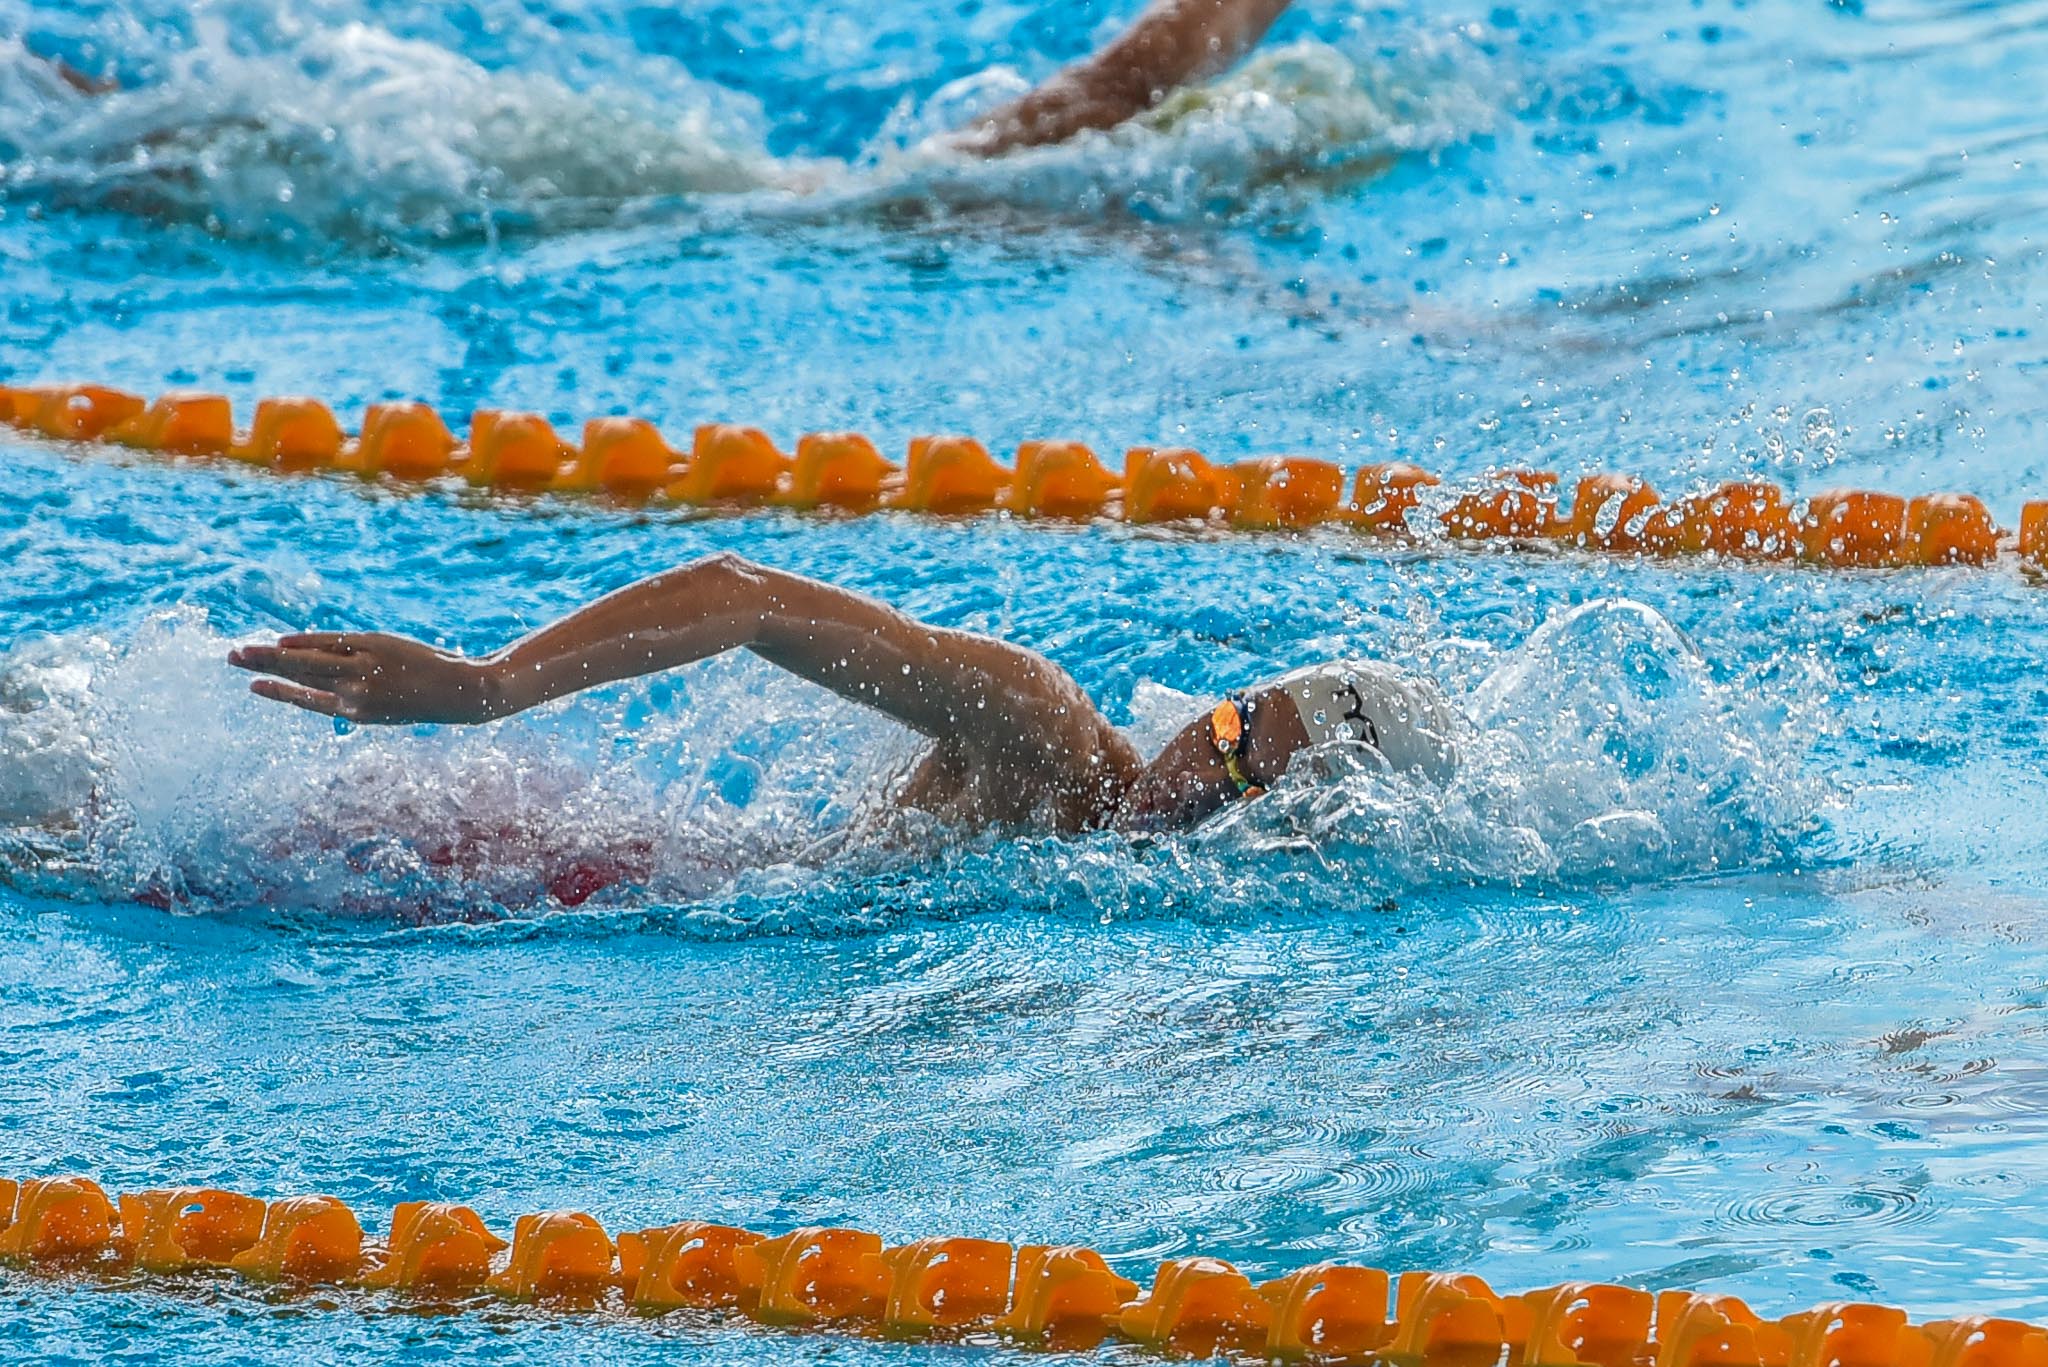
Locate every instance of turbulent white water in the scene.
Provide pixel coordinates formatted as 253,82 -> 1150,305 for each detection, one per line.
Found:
0,599 -> 1818,922
844,38 -> 1496,228
0,7 -> 1495,244
0,19 -> 784,243
1193,598 -> 1818,886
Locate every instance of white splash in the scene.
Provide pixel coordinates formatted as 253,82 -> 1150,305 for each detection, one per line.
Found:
0,14 -> 1494,243
0,21 -> 791,243
841,37 -> 1496,228
1201,598 -> 1819,886
0,608 -> 920,918
0,599 -> 1816,923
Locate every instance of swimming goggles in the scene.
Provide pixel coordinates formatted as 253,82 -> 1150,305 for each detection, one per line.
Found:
1208,692 -> 1266,799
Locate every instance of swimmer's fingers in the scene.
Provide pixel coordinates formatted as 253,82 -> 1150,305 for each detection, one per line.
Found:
248,678 -> 347,717
228,631 -> 380,670
275,647 -> 367,682
276,631 -> 363,652
229,644 -> 364,683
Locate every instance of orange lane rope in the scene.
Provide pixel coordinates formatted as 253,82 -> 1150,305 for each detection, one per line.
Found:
3,381 -> 2046,572
2,1174 -> 2043,1364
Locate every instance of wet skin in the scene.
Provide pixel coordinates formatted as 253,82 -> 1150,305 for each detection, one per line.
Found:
229,553 -> 1314,835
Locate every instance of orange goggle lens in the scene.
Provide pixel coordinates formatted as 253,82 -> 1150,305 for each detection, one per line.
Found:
1210,699 -> 1244,755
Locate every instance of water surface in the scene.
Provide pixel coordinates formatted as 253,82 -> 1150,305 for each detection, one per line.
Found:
4,0 -> 2048,1360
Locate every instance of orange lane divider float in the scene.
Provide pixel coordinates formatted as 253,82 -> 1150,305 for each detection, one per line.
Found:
5,381 -> 2048,573
4,1176 -> 2047,1365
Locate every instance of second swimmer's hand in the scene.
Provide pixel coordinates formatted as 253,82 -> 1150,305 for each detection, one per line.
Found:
228,631 -> 502,725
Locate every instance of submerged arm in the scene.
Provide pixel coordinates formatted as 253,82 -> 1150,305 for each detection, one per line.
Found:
228,553 -> 1123,772
959,0 -> 1295,153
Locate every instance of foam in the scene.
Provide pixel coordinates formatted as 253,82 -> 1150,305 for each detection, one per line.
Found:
0,21 -> 786,244
0,12 -> 1493,244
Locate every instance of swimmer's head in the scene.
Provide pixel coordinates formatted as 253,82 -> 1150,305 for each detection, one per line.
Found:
1267,662 -> 1385,747
1115,662 -> 1382,831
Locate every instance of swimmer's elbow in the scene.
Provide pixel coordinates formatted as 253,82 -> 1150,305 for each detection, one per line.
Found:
687,550 -> 761,583
673,551 -> 773,613
964,0 -> 1293,154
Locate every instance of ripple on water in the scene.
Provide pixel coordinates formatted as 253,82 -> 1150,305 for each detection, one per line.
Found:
1895,1091 -> 1962,1110
1213,1139 -> 1433,1206
1720,1185 -> 1935,1235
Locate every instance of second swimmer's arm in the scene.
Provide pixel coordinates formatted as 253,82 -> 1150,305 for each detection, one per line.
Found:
229,553 -> 1122,772
959,0 -> 1295,153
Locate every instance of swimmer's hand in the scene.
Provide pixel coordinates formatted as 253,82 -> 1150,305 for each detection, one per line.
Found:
228,632 -> 502,725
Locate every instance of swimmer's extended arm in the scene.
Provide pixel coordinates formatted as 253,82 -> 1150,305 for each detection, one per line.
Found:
229,553 -> 1129,775
957,0 -> 1294,153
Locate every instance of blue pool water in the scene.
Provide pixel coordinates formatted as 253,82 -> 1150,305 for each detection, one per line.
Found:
4,0 -> 2048,1360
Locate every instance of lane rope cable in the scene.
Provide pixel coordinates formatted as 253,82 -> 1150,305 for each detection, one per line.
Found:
3,382 -> 2044,572
3,1173 -> 2044,1364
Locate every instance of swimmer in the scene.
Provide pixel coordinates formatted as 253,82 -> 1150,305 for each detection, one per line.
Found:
228,552 -> 1459,834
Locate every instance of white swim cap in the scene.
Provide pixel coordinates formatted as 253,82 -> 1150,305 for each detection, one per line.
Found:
1271,663 -> 1380,746
1263,660 -> 1463,782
